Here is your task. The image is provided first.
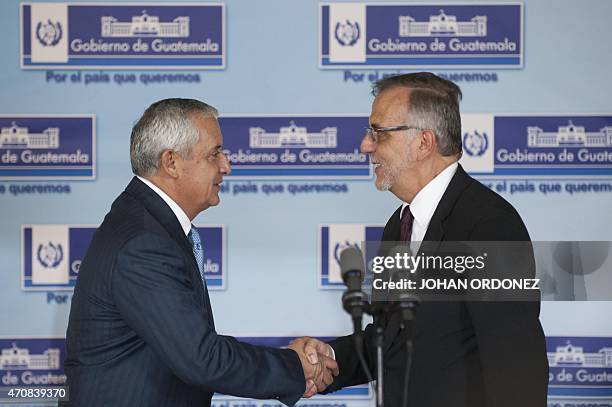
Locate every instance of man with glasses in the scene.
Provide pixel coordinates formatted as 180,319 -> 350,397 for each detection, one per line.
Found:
294,73 -> 548,406
62,99 -> 338,406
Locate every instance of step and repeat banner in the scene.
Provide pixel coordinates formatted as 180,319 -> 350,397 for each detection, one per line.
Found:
1,1 -> 611,406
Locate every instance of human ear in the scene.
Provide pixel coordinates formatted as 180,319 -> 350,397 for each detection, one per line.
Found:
417,129 -> 437,159
159,150 -> 180,178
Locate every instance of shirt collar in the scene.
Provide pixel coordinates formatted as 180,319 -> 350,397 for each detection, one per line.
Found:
400,162 -> 458,229
137,176 -> 192,236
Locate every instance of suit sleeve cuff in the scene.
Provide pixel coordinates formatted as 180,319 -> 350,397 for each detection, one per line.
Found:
329,344 -> 336,360
277,349 -> 305,406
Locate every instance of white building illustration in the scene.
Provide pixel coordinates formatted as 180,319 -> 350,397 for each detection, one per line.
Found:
0,343 -> 60,370
101,11 -> 189,38
0,122 -> 59,149
399,10 -> 487,37
249,121 -> 337,148
527,121 -> 612,148
547,341 -> 612,367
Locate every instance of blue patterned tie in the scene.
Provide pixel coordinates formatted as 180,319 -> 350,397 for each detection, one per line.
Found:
188,226 -> 205,283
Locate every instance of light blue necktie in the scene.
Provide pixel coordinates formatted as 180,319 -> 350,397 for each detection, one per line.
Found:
188,225 -> 205,283
188,225 -> 215,329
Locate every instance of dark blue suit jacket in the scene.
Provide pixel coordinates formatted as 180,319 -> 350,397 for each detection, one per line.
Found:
62,177 -> 305,406
326,165 -> 549,406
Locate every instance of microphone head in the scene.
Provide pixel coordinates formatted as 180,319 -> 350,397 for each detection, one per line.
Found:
340,246 -> 365,283
387,244 -> 412,259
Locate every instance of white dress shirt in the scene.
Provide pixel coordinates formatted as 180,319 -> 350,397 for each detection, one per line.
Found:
137,176 -> 192,236
400,162 -> 458,242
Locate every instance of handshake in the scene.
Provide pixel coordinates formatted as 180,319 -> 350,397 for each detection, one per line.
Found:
288,337 -> 338,398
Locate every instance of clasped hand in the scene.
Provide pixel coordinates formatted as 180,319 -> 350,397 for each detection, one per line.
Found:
288,337 -> 338,398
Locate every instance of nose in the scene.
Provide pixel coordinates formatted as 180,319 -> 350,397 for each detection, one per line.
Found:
220,151 -> 231,175
360,134 -> 375,154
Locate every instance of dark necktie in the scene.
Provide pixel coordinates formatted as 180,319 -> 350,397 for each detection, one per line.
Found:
400,206 -> 414,243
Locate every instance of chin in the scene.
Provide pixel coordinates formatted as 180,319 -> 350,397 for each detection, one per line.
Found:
207,196 -> 221,207
375,176 -> 393,192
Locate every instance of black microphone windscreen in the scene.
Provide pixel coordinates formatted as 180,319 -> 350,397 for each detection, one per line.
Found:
388,244 -> 412,259
340,246 -> 365,283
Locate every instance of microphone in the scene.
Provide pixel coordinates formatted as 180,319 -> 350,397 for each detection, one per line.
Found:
339,246 -> 374,384
340,246 -> 365,291
385,244 -> 420,322
376,244 -> 414,304
340,247 -> 367,330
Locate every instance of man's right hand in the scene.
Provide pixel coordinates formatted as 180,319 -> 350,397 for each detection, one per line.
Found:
288,337 -> 338,398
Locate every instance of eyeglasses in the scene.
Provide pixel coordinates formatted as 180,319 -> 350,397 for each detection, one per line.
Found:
365,125 -> 424,144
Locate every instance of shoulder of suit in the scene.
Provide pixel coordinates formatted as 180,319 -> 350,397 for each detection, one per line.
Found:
456,177 -> 523,222
445,177 -> 530,240
97,191 -> 172,248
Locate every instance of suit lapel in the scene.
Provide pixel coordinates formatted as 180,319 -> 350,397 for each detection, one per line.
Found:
382,165 -> 474,350
125,178 -> 214,321
126,177 -> 193,253
422,164 -> 473,242
382,206 -> 402,242
379,206 -> 403,350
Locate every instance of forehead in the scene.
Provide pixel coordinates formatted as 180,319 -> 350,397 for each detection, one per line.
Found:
370,87 -> 410,125
191,114 -> 222,149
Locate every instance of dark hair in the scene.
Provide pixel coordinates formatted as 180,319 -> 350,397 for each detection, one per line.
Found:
373,72 -> 463,156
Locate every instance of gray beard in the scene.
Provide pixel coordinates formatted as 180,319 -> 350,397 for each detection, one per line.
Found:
377,176 -> 392,191
376,164 -> 402,191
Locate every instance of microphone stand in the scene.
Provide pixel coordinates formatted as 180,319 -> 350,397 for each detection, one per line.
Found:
342,289 -> 373,387
340,245 -> 418,407
396,298 -> 418,407
375,316 -> 385,407
343,293 -> 418,407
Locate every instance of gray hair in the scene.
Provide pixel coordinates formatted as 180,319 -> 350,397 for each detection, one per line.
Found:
373,72 -> 463,156
130,98 -> 218,177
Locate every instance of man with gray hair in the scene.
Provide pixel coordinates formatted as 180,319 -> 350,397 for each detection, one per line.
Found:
294,73 -> 549,406
63,98 -> 338,406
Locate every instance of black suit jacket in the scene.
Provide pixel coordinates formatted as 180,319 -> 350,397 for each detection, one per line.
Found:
62,178 -> 305,407
327,165 -> 549,406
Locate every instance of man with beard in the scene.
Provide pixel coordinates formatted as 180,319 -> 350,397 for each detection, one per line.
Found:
292,72 -> 549,406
